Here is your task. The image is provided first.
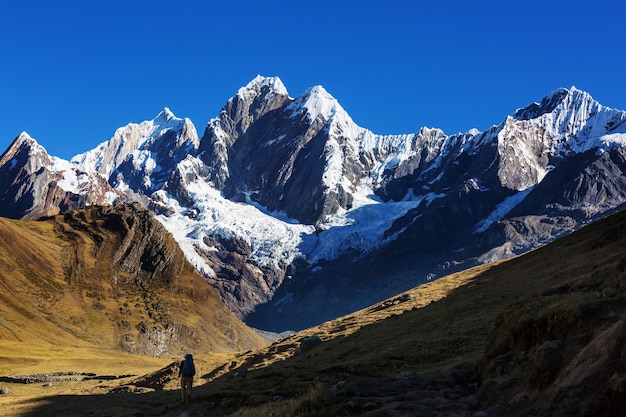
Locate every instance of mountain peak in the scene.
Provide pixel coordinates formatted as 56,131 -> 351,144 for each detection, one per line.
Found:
157,107 -> 176,121
512,86 -> 601,122
16,131 -> 34,142
237,75 -> 289,100
287,84 -> 343,123
513,88 -> 570,120
563,85 -> 597,106
0,131 -> 46,164
11,131 -> 38,150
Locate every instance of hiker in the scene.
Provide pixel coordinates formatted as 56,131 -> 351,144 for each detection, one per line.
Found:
179,353 -> 196,403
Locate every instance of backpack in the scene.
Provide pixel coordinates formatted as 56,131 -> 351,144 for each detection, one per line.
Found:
181,354 -> 195,376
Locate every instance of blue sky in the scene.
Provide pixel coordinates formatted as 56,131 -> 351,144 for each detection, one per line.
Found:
2,0 -> 625,160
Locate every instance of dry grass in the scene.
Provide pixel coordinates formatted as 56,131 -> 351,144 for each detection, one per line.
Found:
0,207 -> 266,353
0,343 -> 169,416
226,383 -> 334,417
0,343 -> 241,417
0,341 -> 168,376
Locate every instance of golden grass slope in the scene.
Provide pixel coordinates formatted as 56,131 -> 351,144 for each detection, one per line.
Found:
0,203 -> 265,357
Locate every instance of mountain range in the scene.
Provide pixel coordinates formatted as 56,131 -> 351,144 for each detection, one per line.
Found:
2,75 -> 626,331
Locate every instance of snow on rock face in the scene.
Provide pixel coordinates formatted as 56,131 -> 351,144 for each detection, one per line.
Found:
0,132 -> 49,168
496,87 -> 626,191
496,116 -> 552,191
51,157 -> 91,194
71,108 -> 199,180
287,85 -> 341,124
200,76 -> 481,226
215,75 -> 290,140
237,75 -> 289,101
155,166 -> 314,273
197,75 -> 292,192
514,87 -> 626,155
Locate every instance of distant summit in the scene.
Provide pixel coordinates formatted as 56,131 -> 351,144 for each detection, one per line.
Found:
513,87 -> 571,120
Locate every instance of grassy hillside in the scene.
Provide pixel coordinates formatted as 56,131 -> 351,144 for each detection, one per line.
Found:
0,204 -> 265,356
2,208 -> 626,416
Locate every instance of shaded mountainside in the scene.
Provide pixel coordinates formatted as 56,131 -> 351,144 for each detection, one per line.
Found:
2,77 -> 626,332
17,208 -> 626,417
217,209 -> 626,417
0,203 -> 265,356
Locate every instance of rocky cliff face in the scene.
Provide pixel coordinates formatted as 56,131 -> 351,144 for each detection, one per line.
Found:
57,203 -> 185,285
2,78 -> 626,331
199,77 -> 367,225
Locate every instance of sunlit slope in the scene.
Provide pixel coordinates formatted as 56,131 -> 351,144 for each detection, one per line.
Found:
0,216 -> 79,345
0,204 -> 265,355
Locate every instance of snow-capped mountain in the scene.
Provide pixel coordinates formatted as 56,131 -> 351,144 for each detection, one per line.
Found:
0,132 -> 121,219
1,76 -> 626,331
72,107 -> 199,193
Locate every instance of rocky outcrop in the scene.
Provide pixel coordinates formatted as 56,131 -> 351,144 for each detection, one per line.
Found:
200,233 -> 284,319
54,203 -> 185,286
198,76 -> 292,193
48,204 -> 207,356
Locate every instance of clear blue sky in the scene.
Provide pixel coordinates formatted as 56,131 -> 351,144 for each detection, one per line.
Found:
2,0 -> 625,160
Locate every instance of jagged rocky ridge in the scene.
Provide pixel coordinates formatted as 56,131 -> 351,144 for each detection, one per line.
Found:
1,76 -> 626,331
